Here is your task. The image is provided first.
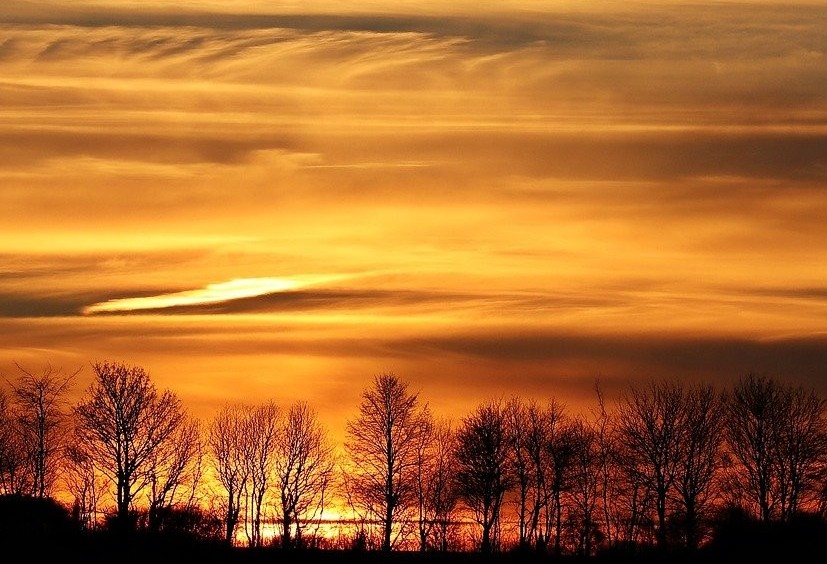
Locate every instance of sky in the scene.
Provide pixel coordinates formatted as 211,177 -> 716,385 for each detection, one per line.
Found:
1,0 -> 826,438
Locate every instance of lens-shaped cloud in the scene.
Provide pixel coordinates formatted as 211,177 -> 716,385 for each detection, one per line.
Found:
83,275 -> 350,314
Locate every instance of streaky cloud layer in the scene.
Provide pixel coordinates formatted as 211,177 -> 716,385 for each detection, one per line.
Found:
1,0 -> 826,428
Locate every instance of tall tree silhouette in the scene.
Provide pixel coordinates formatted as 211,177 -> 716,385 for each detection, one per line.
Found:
568,416 -> 601,556
592,382 -> 617,548
208,403 -> 251,545
242,402 -> 279,547
7,363 -> 77,498
145,416 -> 203,532
275,401 -> 335,550
73,360 -> 185,532
64,441 -> 104,531
423,419 -> 459,551
345,372 -> 428,552
0,389 -> 28,495
505,397 -> 535,551
725,373 -> 827,521
412,412 -> 459,552
546,400 -> 576,556
616,379 -> 683,549
772,382 -> 827,519
674,383 -> 723,550
412,409 -> 436,552
455,400 -> 514,554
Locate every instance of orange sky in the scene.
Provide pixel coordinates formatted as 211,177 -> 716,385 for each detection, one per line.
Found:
1,0 -> 826,438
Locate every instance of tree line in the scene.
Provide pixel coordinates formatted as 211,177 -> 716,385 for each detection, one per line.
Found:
1,360 -> 826,558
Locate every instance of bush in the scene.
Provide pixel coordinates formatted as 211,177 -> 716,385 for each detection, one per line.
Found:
0,494 -> 75,545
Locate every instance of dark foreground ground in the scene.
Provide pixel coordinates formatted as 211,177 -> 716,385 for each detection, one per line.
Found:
10,535 -> 826,564
3,496 -> 825,564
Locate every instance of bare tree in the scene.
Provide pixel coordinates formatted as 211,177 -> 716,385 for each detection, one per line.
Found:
505,396 -> 533,551
723,373 -> 827,522
411,411 -> 460,552
508,398 -> 574,554
615,379 -> 684,549
673,383 -> 724,550
345,372 -> 427,552
7,363 -> 78,498
455,400 -> 514,554
545,399 -> 577,556
724,372 -> 783,522
613,445 -> 655,547
242,401 -> 279,547
427,419 -> 459,552
567,416 -> 601,557
593,381 -> 616,548
275,401 -> 335,550
207,401 -> 279,547
0,389 -> 28,495
73,360 -> 186,532
412,406 -> 435,552
208,403 -> 251,545
64,441 -> 105,530
772,382 -> 827,519
339,462 -> 380,551
523,400 -> 553,552
145,416 -> 203,532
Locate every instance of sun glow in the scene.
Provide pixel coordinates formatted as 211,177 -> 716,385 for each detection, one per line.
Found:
83,276 -> 338,314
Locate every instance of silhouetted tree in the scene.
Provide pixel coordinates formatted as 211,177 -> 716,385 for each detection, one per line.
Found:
73,360 -> 186,532
505,397 -> 535,551
724,373 -> 782,521
340,463 -> 380,551
64,441 -> 104,530
593,381 -> 617,548
345,372 -> 428,552
411,412 -> 459,552
412,406 -> 435,552
725,376 -> 827,522
455,400 -> 514,554
275,401 -> 335,550
772,383 -> 827,519
242,401 -> 279,547
505,398 -> 562,552
426,419 -> 460,551
145,416 -> 203,532
208,403 -> 250,545
568,416 -> 601,556
522,400 -> 554,552
0,390 -> 28,495
616,379 -> 683,549
546,400 -> 577,556
7,363 -> 77,498
674,383 -> 724,550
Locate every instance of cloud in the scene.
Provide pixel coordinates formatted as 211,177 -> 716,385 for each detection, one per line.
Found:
83,275 -> 350,314
2,313 -> 825,423
1,0 -> 826,422
0,250 -> 214,316
0,290 -> 174,318
0,127 -> 299,168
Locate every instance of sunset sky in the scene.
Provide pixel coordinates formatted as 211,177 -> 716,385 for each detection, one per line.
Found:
1,0 -> 826,436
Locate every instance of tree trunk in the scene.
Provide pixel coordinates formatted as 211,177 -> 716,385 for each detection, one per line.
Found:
383,499 -> 394,552
282,511 -> 292,550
